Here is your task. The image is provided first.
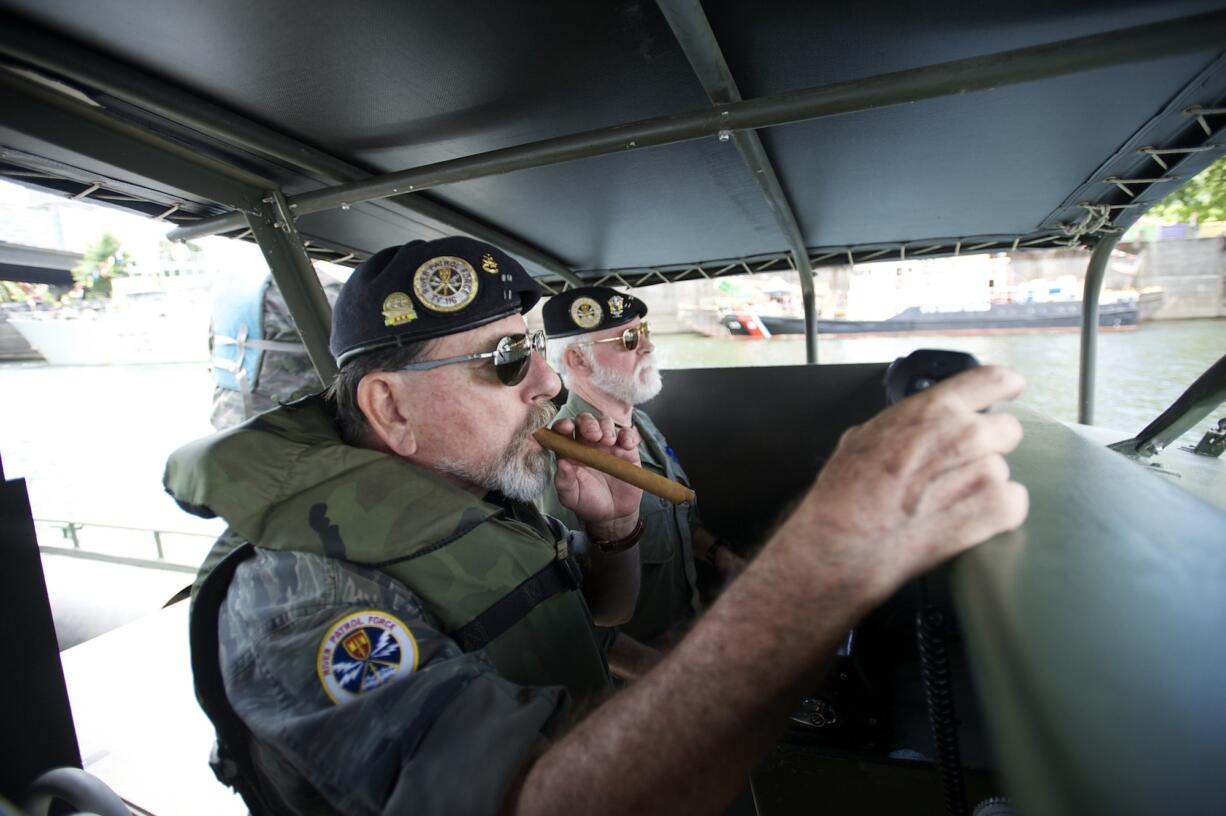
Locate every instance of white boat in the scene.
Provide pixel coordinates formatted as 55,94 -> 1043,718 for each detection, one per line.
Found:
9,309 -> 209,366
8,277 -> 211,366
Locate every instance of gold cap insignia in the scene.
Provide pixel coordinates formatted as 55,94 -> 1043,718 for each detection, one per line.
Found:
481,253 -> 500,274
413,256 -> 479,313
570,296 -> 603,329
382,292 -> 418,326
608,294 -> 626,318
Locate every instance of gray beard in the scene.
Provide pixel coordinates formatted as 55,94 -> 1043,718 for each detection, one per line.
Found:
436,402 -> 558,502
590,354 -> 663,406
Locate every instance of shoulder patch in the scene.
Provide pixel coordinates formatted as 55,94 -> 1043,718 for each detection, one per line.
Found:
317,609 -> 420,704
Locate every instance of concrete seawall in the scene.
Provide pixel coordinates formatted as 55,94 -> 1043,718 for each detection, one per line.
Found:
1134,238 -> 1226,320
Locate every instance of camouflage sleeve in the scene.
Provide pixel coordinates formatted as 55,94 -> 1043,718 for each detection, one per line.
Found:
218,548 -> 566,816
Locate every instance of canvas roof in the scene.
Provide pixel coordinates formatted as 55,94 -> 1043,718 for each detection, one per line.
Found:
0,0 -> 1224,287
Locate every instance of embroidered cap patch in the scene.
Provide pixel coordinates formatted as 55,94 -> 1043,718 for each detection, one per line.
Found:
317,610 -> 419,704
381,291 -> 418,326
570,296 -> 602,329
413,255 -> 479,313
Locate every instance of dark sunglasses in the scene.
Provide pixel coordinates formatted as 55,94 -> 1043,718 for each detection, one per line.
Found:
397,329 -> 547,386
578,320 -> 651,352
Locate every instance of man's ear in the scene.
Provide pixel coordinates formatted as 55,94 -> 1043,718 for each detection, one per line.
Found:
565,344 -> 592,374
356,372 -> 417,457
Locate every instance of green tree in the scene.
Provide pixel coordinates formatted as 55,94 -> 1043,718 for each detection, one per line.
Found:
1147,155 -> 1226,224
72,232 -> 131,299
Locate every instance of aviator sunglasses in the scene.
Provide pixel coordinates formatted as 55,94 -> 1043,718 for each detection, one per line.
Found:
397,329 -> 546,386
577,320 -> 651,352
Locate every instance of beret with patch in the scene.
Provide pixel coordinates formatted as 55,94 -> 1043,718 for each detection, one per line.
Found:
542,286 -> 647,339
330,236 -> 541,367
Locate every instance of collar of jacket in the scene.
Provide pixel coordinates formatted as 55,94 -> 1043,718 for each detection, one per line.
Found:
164,394 -> 510,564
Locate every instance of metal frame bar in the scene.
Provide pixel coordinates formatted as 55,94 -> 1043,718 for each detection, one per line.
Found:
657,0 -> 819,363
1,67 -> 342,380
1185,104 -> 1226,136
566,230 -> 1070,289
0,16 -> 585,287
1078,235 -> 1122,425
1108,352 -> 1226,457
1138,143 -> 1218,171
245,192 -> 338,384
153,9 -> 1226,243
0,69 -> 270,215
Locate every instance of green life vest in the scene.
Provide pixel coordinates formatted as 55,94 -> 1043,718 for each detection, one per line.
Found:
166,395 -> 612,702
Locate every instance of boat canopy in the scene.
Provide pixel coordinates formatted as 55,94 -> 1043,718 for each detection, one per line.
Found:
1,0 -> 1224,287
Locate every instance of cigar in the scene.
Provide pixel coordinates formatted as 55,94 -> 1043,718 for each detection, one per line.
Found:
534,428 -> 696,505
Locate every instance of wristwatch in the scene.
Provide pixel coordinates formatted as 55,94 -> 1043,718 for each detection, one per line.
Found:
592,519 -> 644,553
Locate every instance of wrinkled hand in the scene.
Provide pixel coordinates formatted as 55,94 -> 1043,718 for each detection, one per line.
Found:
714,548 -> 748,583
552,412 -> 643,539
780,365 -> 1029,605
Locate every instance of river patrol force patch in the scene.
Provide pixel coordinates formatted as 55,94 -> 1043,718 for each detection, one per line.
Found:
414,255 -> 479,313
317,609 -> 419,704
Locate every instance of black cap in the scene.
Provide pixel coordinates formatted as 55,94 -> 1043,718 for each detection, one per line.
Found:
330,237 -> 542,366
542,286 -> 648,339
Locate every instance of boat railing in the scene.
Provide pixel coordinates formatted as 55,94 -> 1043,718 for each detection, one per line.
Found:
35,517 -> 218,574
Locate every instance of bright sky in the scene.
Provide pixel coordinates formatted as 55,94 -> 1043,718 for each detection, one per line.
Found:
0,178 -> 348,280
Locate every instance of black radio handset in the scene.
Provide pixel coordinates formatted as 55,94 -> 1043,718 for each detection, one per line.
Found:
882,349 -> 981,405
885,349 -> 982,816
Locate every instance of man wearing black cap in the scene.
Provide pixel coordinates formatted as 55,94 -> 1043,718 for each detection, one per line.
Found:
172,236 -> 646,813
170,235 -> 1030,815
538,286 -> 743,674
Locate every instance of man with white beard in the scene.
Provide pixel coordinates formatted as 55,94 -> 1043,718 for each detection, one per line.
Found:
538,286 -> 745,678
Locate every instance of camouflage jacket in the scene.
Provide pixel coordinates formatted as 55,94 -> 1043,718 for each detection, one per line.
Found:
166,396 -> 614,815
538,392 -> 701,645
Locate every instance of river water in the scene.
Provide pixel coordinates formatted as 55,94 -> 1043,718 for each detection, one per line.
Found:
1,318 -> 1223,551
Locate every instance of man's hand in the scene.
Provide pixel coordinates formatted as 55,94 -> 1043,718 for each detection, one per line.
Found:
551,412 -> 643,539
713,547 -> 747,581
517,366 -> 1029,816
778,364 -> 1029,608
606,632 -> 663,681
692,527 -> 748,584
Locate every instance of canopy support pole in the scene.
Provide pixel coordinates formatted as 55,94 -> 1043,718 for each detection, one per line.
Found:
657,0 -> 817,362
1078,235 -> 1121,425
245,192 -> 339,385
